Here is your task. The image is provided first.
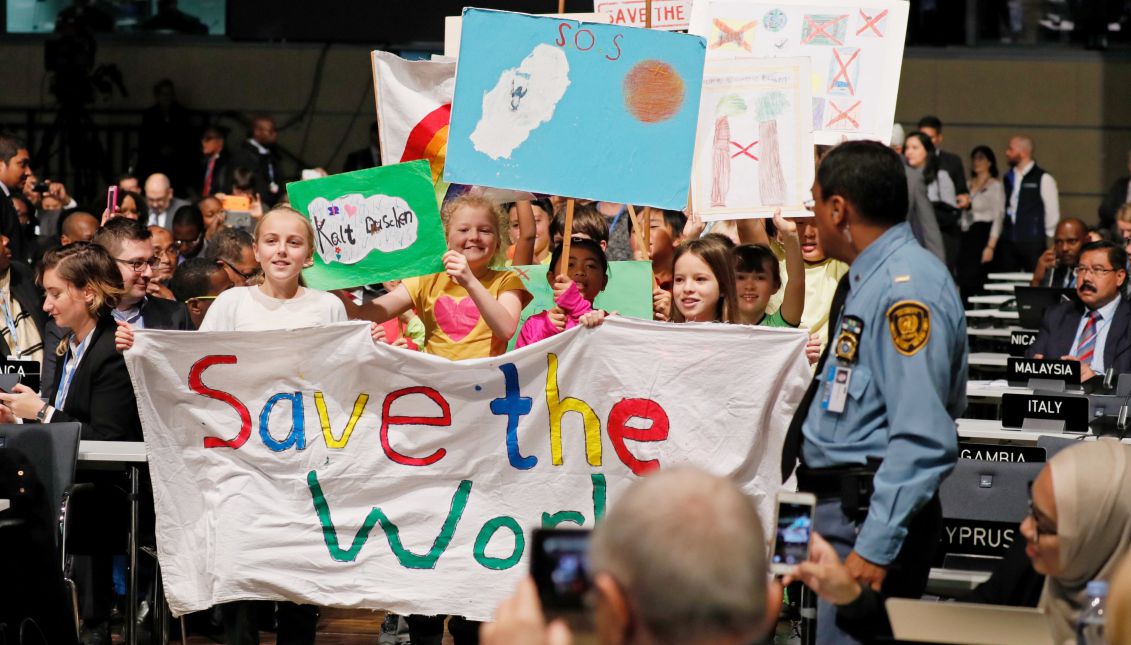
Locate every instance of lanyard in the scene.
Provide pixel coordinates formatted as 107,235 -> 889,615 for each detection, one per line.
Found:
54,332 -> 94,409
0,293 -> 21,358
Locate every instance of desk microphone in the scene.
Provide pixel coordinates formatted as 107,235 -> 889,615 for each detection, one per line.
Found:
1105,368 -> 1117,391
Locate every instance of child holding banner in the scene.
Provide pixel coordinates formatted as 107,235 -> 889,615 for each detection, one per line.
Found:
515,237 -> 608,348
352,194 -> 531,360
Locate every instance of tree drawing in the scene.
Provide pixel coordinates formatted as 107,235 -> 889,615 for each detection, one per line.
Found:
755,91 -> 789,206
712,94 -> 746,207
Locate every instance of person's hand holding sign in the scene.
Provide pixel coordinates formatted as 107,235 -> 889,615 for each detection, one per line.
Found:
443,250 -> 476,288
551,275 -> 574,302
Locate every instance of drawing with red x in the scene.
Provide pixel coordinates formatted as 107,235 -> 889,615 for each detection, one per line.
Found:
827,47 -> 861,96
856,8 -> 889,37
826,100 -> 862,130
800,14 -> 847,46
730,140 -> 759,161
710,18 -> 758,51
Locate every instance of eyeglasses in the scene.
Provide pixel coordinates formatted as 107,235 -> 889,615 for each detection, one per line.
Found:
186,295 -> 218,304
1073,265 -> 1117,278
1027,481 -> 1057,541
219,259 -> 259,281
116,257 -> 160,272
174,234 -> 203,247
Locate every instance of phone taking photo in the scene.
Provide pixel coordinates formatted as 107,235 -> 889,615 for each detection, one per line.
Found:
531,528 -> 592,619
770,491 -> 816,575
107,186 -> 119,213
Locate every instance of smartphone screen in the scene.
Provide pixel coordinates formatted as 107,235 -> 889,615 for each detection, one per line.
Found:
772,501 -> 814,568
107,186 -> 118,212
531,528 -> 592,612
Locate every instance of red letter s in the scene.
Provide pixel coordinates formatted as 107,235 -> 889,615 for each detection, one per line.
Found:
189,355 -> 252,449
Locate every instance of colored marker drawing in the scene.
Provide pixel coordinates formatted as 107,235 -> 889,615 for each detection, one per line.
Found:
470,44 -> 571,160
800,14 -> 847,46
623,60 -> 685,123
827,47 -> 861,96
856,8 -> 889,37
710,18 -> 757,51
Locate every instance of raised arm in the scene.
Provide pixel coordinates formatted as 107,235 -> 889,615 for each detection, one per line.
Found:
773,211 -> 805,327
737,216 -> 772,246
510,201 -> 536,266
352,283 -> 415,324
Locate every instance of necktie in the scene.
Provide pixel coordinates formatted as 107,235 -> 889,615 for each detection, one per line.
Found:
1077,310 -> 1101,364
203,156 -> 216,197
781,274 -> 850,481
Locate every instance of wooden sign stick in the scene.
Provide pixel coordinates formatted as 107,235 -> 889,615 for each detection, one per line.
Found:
558,198 -> 576,277
558,0 -> 566,14
626,204 -> 651,262
645,0 -> 653,28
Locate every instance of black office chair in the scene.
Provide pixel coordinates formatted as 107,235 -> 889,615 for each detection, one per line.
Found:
0,422 -> 83,644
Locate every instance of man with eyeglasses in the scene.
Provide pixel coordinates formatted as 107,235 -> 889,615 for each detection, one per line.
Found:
1028,240 -> 1131,382
206,227 -> 259,286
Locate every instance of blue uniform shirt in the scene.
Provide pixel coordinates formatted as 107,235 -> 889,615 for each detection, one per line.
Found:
801,222 -> 967,565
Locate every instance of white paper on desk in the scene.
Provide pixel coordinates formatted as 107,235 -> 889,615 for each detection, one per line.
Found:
124,319 -> 809,619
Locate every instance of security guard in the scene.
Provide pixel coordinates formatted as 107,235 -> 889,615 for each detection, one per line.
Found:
784,141 -> 968,644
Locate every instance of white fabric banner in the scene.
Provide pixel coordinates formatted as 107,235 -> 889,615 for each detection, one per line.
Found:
125,318 -> 809,619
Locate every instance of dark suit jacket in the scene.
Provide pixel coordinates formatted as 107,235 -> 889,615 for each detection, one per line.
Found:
0,261 -> 47,360
937,150 -> 969,195
1026,296 -> 1131,375
1098,176 -> 1129,230
232,140 -> 283,207
42,315 -> 141,442
41,296 -> 191,395
905,165 -> 946,262
0,192 -> 31,267
200,150 -> 233,198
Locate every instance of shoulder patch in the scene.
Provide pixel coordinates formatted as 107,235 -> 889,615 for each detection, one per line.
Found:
887,300 -> 930,356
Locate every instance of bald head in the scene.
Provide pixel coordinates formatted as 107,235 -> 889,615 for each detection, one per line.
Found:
60,211 -> 99,245
1054,217 -> 1088,268
1006,136 -> 1034,167
145,173 -> 174,214
589,468 -> 772,645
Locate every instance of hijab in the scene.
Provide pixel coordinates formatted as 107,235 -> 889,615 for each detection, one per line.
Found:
1040,439 -> 1131,643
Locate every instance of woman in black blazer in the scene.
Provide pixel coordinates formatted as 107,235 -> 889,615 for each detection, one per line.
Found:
0,242 -> 141,442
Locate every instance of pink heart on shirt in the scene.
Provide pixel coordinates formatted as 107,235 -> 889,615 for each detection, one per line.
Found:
434,296 -> 481,342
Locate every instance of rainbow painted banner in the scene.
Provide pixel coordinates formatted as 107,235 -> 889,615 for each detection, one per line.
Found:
125,318 -> 809,618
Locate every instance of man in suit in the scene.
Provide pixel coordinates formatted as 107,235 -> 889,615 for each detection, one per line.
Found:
918,116 -> 970,209
144,172 -> 189,231
0,134 -> 33,266
1031,218 -> 1087,288
199,124 -> 231,199
0,233 -> 47,375
232,115 -> 283,207
1098,150 -> 1130,230
1028,240 -> 1130,381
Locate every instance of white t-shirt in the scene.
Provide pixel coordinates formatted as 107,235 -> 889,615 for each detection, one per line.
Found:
198,285 -> 348,332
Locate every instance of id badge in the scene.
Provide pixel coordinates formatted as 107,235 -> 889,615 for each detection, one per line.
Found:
820,365 -> 852,414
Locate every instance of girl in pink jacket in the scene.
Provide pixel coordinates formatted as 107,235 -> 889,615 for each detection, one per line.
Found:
515,237 -> 608,347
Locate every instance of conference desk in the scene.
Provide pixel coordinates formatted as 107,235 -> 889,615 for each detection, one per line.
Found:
966,380 -> 1032,400
965,308 -> 1020,322
969,294 -> 1013,308
0,499 -> 8,512
969,352 -> 1008,368
984,282 -> 1016,293
927,567 -> 992,597
987,272 -> 1033,283
968,326 -> 1024,339
78,441 -> 147,645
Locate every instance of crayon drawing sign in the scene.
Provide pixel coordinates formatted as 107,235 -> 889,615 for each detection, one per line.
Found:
125,319 -> 809,619
693,57 -> 814,220
689,0 -> 909,144
286,161 -> 447,291
445,9 -> 706,209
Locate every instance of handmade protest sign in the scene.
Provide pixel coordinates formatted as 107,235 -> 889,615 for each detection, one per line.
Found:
125,318 -> 809,618
595,0 -> 692,30
507,260 -> 655,350
372,52 -> 456,187
689,0 -> 908,145
445,9 -> 706,209
443,13 -> 612,58
693,57 -> 814,220
286,161 -> 446,291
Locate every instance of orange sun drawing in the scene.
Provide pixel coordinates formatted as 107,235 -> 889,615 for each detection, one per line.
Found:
623,60 -> 685,124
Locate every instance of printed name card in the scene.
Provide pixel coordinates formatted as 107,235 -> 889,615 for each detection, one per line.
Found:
1001,392 -> 1090,434
1008,331 -> 1038,357
1006,357 -> 1081,385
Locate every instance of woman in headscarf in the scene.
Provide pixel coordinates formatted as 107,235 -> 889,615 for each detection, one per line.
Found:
784,439 -> 1131,644
1029,439 -> 1131,643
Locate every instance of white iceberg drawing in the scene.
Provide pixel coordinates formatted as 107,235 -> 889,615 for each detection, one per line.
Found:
308,193 -> 419,265
470,44 -> 571,160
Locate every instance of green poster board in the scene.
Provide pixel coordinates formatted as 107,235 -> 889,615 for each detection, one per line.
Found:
508,261 -> 655,350
287,160 -> 447,290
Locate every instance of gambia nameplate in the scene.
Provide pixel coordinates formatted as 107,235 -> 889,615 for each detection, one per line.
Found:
1006,357 -> 1080,385
1001,392 -> 1090,433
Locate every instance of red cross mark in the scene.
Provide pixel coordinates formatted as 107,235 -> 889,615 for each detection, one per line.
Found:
801,14 -> 846,45
856,9 -> 889,37
511,266 -> 532,280
828,48 -> 860,95
826,100 -> 861,129
730,140 -> 759,160
711,19 -> 758,51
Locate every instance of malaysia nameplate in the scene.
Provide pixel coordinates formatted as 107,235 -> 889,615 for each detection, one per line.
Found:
1006,357 -> 1080,385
